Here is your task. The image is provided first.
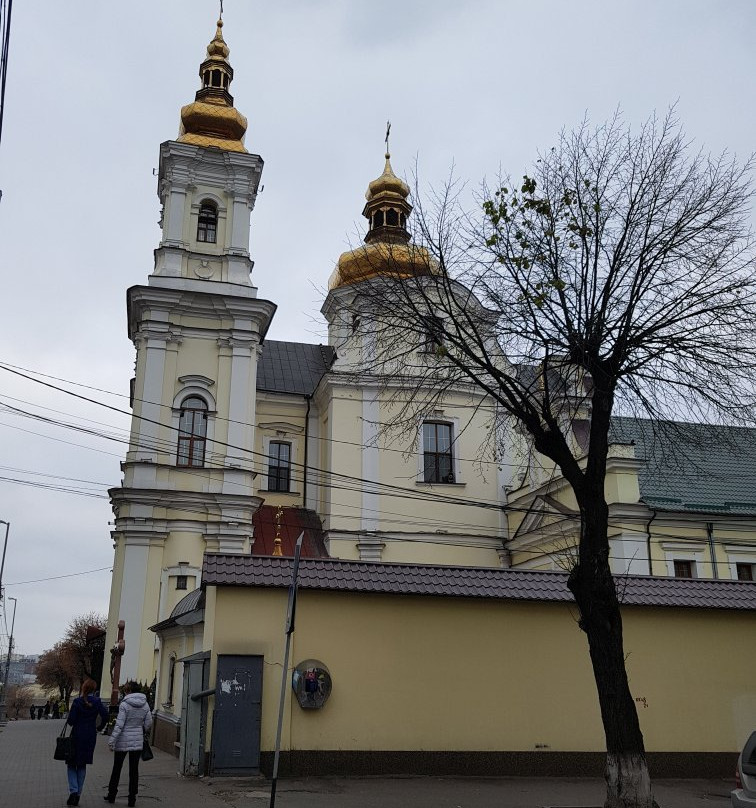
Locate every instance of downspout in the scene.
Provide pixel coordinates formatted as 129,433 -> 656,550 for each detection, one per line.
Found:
706,521 -> 718,579
302,395 -> 311,507
645,508 -> 658,576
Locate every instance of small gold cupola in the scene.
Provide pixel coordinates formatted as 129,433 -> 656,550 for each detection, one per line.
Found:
363,151 -> 412,245
329,138 -> 438,290
177,18 -> 248,153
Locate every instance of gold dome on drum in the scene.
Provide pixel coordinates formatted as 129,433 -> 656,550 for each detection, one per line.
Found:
177,19 -> 248,153
329,241 -> 436,290
329,150 -> 438,290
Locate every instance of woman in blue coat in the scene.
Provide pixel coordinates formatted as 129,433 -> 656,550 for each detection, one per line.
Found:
66,678 -> 109,806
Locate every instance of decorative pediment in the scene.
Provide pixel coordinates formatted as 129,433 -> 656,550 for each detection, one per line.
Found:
178,374 -> 215,389
258,421 -> 304,435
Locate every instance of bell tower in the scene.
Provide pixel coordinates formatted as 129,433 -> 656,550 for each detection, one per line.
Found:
106,16 -> 276,683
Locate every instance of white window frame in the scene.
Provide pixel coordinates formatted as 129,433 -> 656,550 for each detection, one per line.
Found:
725,546 -> 756,581
190,192 -> 227,248
170,377 -> 217,465
661,543 -> 703,578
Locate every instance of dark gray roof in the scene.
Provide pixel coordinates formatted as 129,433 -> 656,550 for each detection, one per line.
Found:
203,554 -> 756,611
149,587 -> 205,632
611,417 -> 756,515
257,340 -> 335,396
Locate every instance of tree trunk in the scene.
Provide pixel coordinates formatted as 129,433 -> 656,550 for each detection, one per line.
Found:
568,495 -> 659,808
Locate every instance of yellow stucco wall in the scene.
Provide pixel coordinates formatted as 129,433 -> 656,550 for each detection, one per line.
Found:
205,585 -> 756,754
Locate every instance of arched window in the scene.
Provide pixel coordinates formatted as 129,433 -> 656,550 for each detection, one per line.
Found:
386,208 -> 399,226
177,396 -> 208,467
372,210 -> 384,229
197,201 -> 218,244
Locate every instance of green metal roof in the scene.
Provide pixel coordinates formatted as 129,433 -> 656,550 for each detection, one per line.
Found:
610,417 -> 756,515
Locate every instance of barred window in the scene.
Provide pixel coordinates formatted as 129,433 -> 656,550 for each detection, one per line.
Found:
673,559 -> 694,578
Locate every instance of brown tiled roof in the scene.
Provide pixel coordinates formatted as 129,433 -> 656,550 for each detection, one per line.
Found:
202,555 -> 756,611
251,506 -> 329,557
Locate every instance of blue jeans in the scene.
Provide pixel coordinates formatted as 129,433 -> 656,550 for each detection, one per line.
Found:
66,764 -> 86,794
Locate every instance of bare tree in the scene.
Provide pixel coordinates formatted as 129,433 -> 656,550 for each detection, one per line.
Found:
63,611 -> 107,686
36,641 -> 76,704
334,112 -> 756,808
7,684 -> 34,719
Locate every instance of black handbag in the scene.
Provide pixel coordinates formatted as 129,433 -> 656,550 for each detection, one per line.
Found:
141,734 -> 154,762
54,724 -> 73,762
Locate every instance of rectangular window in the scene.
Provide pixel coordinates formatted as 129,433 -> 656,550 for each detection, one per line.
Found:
175,575 -> 188,590
268,441 -> 291,492
423,421 -> 454,483
673,559 -> 694,578
736,562 -> 754,581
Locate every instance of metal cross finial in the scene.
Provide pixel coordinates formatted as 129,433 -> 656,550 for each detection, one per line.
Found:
219,0 -> 224,20
385,120 -> 391,157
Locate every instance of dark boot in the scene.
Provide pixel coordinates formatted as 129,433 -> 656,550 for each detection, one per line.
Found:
103,795 -> 116,804
127,798 -> 136,807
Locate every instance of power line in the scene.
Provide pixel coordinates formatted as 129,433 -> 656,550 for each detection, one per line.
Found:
5,567 -> 111,586
0,0 -> 13,150
0,360 -> 517,469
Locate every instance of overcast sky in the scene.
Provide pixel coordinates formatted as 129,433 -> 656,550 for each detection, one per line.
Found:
0,0 -> 754,656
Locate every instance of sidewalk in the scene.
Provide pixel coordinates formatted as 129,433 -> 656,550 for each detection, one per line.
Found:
0,718 -> 734,807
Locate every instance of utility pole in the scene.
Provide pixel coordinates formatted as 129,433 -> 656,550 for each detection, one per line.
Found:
0,595 -> 17,724
0,520 -> 9,599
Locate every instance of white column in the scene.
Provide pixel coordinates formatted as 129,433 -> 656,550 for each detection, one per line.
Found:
118,538 -> 151,678
609,533 -> 650,576
163,186 -> 188,246
130,329 -> 170,472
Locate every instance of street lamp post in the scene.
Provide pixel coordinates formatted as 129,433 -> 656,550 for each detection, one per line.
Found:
0,520 -> 9,599
0,596 -> 18,724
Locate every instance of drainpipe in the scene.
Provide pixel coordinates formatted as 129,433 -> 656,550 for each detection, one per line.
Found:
706,522 -> 718,579
302,395 -> 311,507
645,509 -> 658,576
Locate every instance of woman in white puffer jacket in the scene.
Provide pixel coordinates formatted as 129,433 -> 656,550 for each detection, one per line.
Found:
104,682 -> 153,807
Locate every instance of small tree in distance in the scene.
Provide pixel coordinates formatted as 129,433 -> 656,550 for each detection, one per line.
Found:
36,612 -> 107,702
36,641 -> 76,704
342,112 -> 755,808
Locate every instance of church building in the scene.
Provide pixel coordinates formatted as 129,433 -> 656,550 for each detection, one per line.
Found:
105,16 -> 756,779
106,15 -> 506,694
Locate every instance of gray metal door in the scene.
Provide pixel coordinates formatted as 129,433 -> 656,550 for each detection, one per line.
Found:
210,654 -> 264,775
180,652 -> 209,776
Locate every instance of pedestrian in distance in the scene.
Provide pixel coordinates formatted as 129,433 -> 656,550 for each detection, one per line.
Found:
65,678 -> 109,806
53,700 -> 60,719
29,703 -> 35,720
44,699 -> 51,719
104,681 -> 153,807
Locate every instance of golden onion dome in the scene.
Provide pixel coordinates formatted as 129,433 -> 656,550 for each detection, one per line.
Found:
329,148 -> 439,290
177,18 -> 248,153
366,153 -> 410,201
206,20 -> 230,59
328,241 -> 438,290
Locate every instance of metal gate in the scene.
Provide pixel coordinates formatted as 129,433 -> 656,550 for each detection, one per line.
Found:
210,654 -> 264,775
